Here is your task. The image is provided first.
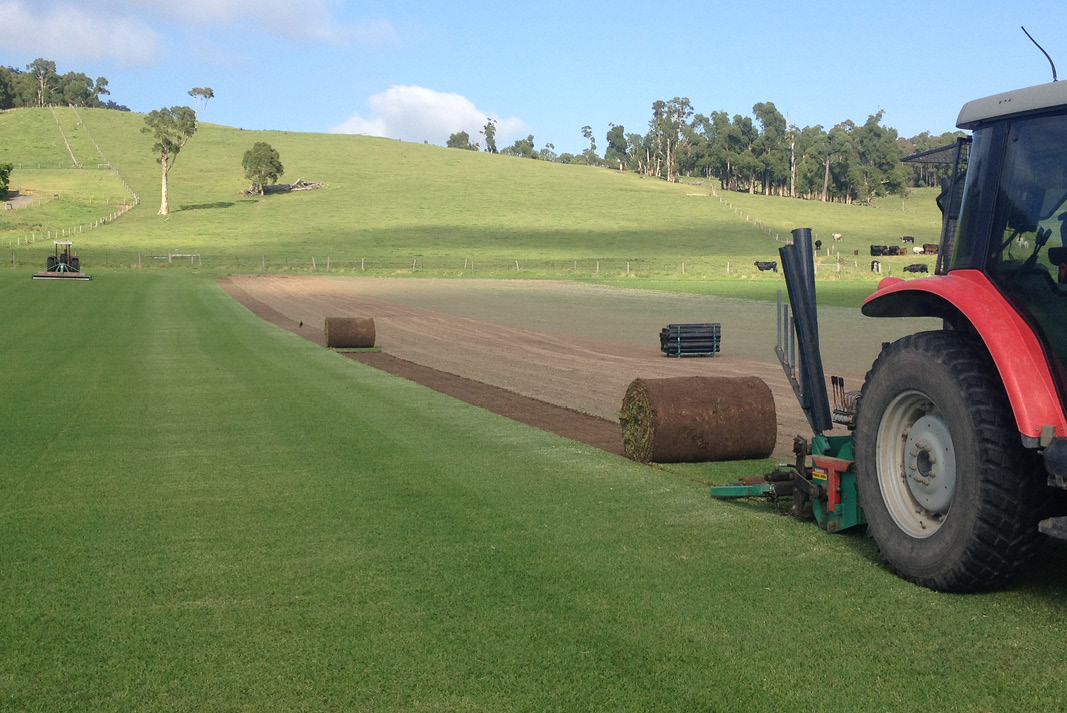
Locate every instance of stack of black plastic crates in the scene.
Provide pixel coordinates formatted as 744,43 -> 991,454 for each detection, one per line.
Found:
659,323 -> 721,357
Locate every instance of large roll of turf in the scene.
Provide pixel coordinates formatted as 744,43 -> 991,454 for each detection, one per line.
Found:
620,376 -> 776,463
324,317 -> 376,348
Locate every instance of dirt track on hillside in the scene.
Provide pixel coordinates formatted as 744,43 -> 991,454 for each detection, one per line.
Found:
220,275 -> 934,461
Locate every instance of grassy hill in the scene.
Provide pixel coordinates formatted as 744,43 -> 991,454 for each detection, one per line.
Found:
1,107 -> 942,279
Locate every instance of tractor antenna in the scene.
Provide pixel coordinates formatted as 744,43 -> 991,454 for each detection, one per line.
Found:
1022,26 -> 1058,82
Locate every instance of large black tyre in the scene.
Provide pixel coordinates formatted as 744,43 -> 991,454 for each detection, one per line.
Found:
70,257 -> 80,271
854,330 -> 1043,592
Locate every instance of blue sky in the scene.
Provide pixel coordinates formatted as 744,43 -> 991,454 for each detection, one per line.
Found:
1,0 -> 1065,155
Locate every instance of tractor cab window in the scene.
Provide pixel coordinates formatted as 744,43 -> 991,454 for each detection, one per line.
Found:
985,113 -> 1067,382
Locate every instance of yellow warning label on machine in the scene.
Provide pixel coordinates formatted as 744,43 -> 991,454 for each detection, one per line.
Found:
812,467 -> 828,481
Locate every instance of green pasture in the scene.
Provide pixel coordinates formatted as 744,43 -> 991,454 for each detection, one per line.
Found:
7,105 -> 1059,710
1,107 -> 941,295
2,270 -> 1067,711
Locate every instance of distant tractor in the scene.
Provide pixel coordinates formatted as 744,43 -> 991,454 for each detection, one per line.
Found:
32,241 -> 91,281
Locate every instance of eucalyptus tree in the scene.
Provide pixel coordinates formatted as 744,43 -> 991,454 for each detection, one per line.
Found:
446,131 -> 476,150
851,111 -> 907,203
648,97 -> 694,182
0,67 -> 15,109
142,106 -> 197,215
751,102 -> 788,195
580,125 -> 600,165
501,135 -> 536,158
605,124 -> 628,170
0,162 -> 13,200
482,118 -> 498,153
188,87 -> 214,118
26,58 -> 56,107
242,142 -> 284,194
794,125 -> 829,200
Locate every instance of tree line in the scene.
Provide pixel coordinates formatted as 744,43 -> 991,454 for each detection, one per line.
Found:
0,58 -> 129,111
450,98 -> 965,204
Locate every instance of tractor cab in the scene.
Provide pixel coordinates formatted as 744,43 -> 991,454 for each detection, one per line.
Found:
865,82 -> 1067,451
953,91 -> 1067,399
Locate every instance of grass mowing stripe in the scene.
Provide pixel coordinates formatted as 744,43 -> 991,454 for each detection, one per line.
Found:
3,271 -> 1067,711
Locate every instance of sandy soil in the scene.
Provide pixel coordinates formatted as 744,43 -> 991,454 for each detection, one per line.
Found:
221,275 -> 938,461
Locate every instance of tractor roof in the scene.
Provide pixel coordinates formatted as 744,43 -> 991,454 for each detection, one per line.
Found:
958,81 -> 1067,130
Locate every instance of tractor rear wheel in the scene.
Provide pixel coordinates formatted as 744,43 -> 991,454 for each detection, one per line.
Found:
854,330 -> 1043,592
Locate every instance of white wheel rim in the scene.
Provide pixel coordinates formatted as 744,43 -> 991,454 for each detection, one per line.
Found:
875,390 -> 958,538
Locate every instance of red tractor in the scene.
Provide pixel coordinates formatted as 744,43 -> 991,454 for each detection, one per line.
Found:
855,81 -> 1067,591
32,240 -> 91,280
714,80 -> 1067,593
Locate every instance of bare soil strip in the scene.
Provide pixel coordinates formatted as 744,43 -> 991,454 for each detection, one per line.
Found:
219,277 -> 627,455
219,275 -> 894,460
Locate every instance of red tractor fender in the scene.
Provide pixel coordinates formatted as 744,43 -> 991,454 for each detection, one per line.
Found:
862,269 -> 1067,441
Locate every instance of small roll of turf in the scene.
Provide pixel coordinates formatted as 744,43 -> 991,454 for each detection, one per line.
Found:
620,376 -> 776,463
324,317 -> 376,348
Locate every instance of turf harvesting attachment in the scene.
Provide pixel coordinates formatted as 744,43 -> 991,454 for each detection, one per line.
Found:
620,375 -> 776,463
710,228 -> 865,534
32,241 -> 91,281
324,317 -> 376,348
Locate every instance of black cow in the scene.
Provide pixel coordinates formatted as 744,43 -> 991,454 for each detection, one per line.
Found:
901,236 -> 915,243
754,261 -> 778,272
904,264 -> 929,273
870,245 -> 887,256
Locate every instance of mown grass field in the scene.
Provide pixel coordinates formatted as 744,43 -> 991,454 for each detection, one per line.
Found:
4,106 -> 1065,711
4,270 -> 1067,712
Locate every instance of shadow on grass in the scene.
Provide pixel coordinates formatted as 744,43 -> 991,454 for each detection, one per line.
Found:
1016,538 -> 1067,594
179,201 -> 236,211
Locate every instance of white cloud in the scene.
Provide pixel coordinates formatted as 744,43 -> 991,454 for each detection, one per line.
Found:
329,85 -> 526,147
0,1 -> 160,66
121,0 -> 397,46
2,0 -> 398,57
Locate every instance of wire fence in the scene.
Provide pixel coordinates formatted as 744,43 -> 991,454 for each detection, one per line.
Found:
1,201 -> 136,248
1,250 -> 928,280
